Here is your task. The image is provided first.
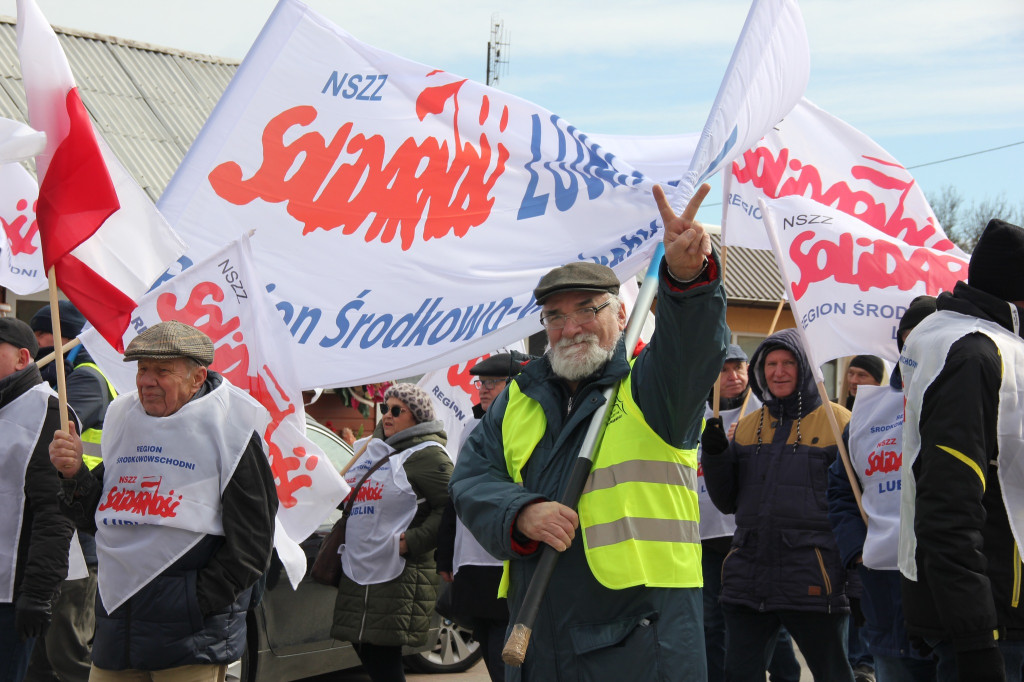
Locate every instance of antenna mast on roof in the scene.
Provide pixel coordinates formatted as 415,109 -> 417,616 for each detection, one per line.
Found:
486,14 -> 509,86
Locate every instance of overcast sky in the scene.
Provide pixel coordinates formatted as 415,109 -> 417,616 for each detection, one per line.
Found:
3,0 -> 1022,228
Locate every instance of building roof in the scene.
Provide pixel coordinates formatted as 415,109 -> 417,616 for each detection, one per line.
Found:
0,16 -> 786,305
0,16 -> 238,203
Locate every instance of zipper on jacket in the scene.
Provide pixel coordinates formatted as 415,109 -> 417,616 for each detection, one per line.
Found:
814,547 -> 833,612
358,584 -> 370,641
1013,543 -> 1022,609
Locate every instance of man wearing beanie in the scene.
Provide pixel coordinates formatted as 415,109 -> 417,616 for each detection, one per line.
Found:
26,302 -> 116,682
0,318 -> 76,682
451,185 -> 728,680
828,297 -> 939,682
844,355 -> 884,410
899,219 -> 1024,681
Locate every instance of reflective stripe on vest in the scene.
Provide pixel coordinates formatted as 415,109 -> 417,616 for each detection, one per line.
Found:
499,365 -> 702,593
75,362 -> 117,470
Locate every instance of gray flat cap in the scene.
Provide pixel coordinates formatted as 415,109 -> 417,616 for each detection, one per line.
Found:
533,262 -> 620,304
123,321 -> 215,366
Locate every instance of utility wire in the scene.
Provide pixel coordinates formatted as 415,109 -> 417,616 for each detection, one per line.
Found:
702,140 -> 1024,208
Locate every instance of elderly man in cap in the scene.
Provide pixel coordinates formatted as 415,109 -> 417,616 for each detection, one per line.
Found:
49,321 -> 278,681
899,219 -> 1024,682
450,184 -> 728,680
0,318 -> 75,682
843,355 -> 884,410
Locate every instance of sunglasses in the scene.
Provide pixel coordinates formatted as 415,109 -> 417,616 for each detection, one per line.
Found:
379,403 -> 408,417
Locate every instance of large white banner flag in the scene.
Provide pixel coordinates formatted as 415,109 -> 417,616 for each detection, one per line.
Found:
725,98 -> 965,259
761,195 -> 968,365
157,0 -> 806,389
0,163 -> 47,294
673,0 -> 808,208
81,237 -> 350,588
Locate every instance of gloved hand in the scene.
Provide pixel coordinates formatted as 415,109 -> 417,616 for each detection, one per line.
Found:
955,646 -> 1006,682
15,593 -> 52,641
701,417 -> 730,456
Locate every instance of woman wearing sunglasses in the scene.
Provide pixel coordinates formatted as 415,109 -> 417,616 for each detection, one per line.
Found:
330,383 -> 453,682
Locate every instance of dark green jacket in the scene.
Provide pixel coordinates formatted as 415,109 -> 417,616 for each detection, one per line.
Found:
331,420 -> 453,647
450,258 -> 729,681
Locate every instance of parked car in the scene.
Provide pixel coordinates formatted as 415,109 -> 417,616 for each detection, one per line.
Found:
232,416 -> 481,681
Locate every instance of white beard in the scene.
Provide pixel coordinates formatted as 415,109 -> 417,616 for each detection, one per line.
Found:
548,332 -> 618,382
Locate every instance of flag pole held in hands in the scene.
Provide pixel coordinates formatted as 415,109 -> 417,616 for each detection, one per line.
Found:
501,183 -> 713,666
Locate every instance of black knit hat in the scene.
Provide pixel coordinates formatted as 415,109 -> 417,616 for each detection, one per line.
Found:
30,300 -> 86,339
968,219 -> 1024,302
896,295 -> 937,352
849,355 -> 884,384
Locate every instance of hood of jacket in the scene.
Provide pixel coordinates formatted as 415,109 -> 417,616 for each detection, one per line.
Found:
749,327 -> 821,419
374,418 -> 448,453
940,281 -> 1024,341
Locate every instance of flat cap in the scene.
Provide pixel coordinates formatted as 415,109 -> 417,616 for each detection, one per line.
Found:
533,262 -> 620,304
470,352 -> 524,377
0,318 -> 38,356
123,321 -> 215,366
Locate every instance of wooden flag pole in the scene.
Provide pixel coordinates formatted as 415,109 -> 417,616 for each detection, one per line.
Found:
46,268 -> 70,432
816,379 -> 868,526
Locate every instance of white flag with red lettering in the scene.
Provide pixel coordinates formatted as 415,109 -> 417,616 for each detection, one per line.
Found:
17,0 -> 186,350
0,162 -> 47,295
760,195 -> 968,365
157,0 -> 808,389
80,237 -> 350,588
724,98 -> 963,258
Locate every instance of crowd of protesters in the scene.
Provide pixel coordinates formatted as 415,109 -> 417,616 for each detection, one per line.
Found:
0,216 -> 1022,682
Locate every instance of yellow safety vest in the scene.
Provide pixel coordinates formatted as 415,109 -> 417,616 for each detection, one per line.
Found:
75,362 -> 117,470
499,366 -> 702,594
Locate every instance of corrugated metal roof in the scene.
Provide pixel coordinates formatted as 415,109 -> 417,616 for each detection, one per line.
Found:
0,16 -> 785,303
0,16 -> 238,201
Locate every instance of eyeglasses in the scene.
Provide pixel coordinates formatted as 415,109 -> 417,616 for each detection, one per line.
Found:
379,404 -> 408,417
472,378 -> 508,390
540,299 -> 613,330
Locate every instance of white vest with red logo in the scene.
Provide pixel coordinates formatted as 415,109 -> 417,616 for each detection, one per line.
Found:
95,379 -> 267,611
0,383 -> 54,602
341,437 -> 441,585
848,384 -> 905,570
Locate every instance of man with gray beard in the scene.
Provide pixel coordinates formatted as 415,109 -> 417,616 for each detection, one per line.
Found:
450,183 -> 729,680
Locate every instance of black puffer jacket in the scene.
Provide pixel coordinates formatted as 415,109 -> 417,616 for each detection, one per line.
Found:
703,327 -> 852,613
901,283 -> 1024,652
5,365 -> 75,607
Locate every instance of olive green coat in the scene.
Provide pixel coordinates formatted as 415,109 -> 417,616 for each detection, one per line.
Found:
331,420 -> 452,647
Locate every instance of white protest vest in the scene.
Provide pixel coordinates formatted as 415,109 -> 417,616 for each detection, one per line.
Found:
899,310 -> 1024,581
848,384 -> 905,570
698,395 -> 761,540
0,383 -> 54,603
452,419 -> 501,574
95,380 -> 267,612
341,438 -> 439,585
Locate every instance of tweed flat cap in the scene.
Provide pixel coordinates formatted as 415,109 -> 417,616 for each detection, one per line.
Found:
533,262 -> 620,304
123,321 -> 215,366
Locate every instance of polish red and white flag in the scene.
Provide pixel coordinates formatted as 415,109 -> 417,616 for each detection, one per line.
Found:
16,0 -> 185,350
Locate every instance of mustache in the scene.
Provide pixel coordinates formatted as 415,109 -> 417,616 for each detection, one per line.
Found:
553,332 -> 600,349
